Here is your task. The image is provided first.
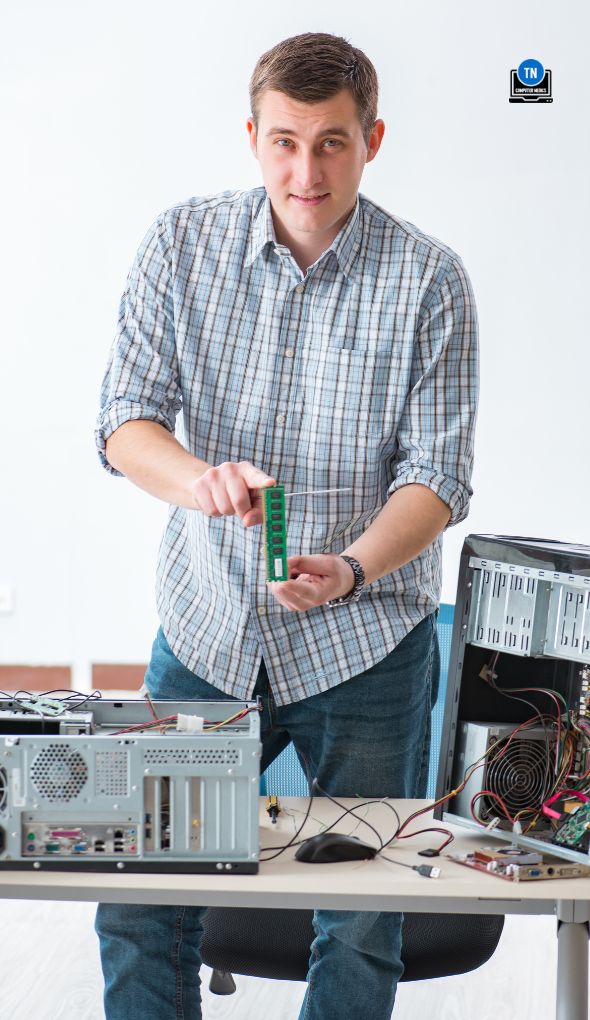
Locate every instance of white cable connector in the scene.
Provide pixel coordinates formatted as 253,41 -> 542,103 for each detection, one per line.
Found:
176,713 -> 205,733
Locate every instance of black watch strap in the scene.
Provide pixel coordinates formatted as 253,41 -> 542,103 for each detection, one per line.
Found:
327,555 -> 366,607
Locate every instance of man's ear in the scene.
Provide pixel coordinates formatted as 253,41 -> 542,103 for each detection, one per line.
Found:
366,119 -> 385,164
247,117 -> 258,158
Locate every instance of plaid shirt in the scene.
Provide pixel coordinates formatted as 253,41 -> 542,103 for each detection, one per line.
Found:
96,187 -> 478,706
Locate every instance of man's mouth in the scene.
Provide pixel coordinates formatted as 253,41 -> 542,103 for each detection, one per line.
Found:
291,194 -> 329,206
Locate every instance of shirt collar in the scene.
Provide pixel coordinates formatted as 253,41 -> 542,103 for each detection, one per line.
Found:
245,193 -> 363,280
245,193 -> 277,267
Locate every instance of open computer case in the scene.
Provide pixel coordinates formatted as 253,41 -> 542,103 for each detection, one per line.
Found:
435,534 -> 590,865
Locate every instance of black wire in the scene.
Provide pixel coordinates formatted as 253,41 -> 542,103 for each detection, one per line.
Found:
259,782 -> 317,860
48,690 -> 103,710
293,751 -> 403,847
311,780 -> 402,851
260,778 -> 406,860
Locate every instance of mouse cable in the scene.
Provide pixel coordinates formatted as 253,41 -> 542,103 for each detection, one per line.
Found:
311,780 -> 402,850
295,753 -> 402,849
311,784 -> 447,869
260,782 -> 402,861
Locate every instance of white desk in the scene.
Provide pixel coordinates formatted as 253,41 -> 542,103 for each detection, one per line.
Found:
0,799 -> 588,1020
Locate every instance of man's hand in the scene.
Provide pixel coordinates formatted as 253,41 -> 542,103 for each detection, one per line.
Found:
267,554 -> 356,612
192,461 -> 276,528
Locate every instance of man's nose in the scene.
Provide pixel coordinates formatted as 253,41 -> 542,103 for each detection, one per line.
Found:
293,150 -> 323,191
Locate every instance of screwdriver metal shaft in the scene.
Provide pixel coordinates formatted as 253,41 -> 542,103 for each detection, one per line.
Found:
283,487 -> 352,499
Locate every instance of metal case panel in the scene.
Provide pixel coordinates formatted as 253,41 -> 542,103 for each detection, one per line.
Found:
545,581 -> 590,662
467,559 -> 550,656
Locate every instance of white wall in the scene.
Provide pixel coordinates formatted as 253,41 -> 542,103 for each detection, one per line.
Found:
1,0 -> 588,685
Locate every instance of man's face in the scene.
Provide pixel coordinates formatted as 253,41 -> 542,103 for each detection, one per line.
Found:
247,88 -> 384,255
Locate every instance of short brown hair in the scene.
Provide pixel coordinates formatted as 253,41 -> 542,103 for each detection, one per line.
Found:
249,33 -> 379,144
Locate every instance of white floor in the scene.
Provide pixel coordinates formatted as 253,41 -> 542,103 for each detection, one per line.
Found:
0,901 -> 571,1019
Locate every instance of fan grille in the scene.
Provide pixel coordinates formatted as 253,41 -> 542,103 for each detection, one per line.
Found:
481,735 -> 549,819
30,745 -> 88,802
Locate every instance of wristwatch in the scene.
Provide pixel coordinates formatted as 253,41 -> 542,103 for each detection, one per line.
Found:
327,555 -> 366,607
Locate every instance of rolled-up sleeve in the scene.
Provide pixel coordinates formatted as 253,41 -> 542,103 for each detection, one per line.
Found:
387,255 -> 479,526
95,218 -> 182,475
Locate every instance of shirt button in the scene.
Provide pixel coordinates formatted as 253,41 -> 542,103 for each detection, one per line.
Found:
295,284 -> 304,294
257,606 -> 266,617
275,414 -> 286,425
285,348 -> 294,358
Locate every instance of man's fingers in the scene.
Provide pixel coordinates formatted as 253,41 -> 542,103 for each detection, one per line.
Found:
195,462 -> 274,520
193,478 -> 220,516
209,472 -> 236,516
241,463 -> 276,490
226,474 -> 254,520
287,555 -> 334,576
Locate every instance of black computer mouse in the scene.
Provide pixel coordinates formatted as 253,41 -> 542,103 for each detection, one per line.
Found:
295,832 -> 378,863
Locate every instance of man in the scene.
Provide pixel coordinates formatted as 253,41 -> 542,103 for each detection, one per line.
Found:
95,31 -> 478,1020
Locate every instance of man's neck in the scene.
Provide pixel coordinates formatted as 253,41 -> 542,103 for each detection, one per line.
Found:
273,228 -> 330,276
271,205 -> 355,276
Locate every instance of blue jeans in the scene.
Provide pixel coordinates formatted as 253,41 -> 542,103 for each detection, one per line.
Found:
96,614 -> 439,1020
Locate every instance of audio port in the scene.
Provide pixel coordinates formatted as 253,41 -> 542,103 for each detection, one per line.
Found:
547,867 -> 554,875
27,844 -> 36,852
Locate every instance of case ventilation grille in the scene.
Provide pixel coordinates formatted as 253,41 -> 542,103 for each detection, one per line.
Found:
30,744 -> 89,802
95,751 -> 129,796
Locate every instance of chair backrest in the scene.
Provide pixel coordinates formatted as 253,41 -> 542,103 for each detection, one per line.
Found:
262,604 -> 455,799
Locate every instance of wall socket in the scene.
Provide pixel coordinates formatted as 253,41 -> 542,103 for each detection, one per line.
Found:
0,585 -> 15,614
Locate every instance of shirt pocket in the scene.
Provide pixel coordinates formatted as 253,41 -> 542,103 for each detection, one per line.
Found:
296,345 -> 392,435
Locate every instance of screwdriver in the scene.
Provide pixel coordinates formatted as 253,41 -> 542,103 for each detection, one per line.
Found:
283,487 -> 352,499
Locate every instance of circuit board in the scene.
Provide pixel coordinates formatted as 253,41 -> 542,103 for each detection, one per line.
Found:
553,801 -> 590,852
448,850 -> 590,882
261,485 -> 288,581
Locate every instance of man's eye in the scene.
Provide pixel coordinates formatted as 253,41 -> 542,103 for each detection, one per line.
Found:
323,140 -> 341,148
276,138 -> 292,147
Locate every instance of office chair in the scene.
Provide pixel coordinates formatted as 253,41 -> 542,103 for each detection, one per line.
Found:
201,606 -> 504,993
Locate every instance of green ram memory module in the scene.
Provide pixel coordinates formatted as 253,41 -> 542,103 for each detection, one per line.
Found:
261,485 -> 288,582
